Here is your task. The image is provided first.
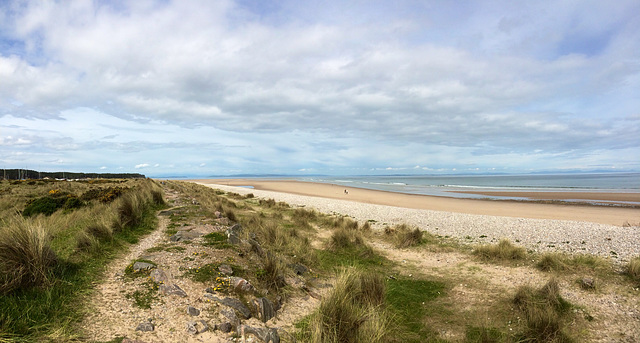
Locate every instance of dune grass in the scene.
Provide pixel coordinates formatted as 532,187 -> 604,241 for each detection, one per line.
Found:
473,239 -> 527,262
626,256 -> 640,284
0,178 -> 165,342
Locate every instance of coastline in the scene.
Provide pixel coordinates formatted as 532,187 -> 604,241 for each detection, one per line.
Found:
191,179 -> 639,226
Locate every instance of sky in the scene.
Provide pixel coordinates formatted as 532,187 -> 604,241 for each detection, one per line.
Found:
1,0 -> 639,177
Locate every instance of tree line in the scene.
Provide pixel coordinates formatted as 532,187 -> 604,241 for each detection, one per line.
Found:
1,169 -> 145,180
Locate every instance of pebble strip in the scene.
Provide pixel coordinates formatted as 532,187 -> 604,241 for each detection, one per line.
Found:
198,183 -> 640,263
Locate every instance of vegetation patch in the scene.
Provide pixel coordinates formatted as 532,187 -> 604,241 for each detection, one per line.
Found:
183,263 -> 222,283
202,232 -> 233,249
125,279 -> 160,309
473,239 -> 526,262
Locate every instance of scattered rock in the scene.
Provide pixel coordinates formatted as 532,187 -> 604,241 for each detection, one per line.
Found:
214,211 -> 222,218
150,268 -> 170,284
580,277 -> 596,290
160,283 -> 188,297
240,325 -> 280,343
186,320 -> 209,335
135,322 -> 154,332
169,229 -> 203,242
252,297 -> 276,323
217,322 -> 232,333
230,277 -> 254,293
206,295 -> 252,319
226,224 -> 243,244
132,261 -> 156,272
220,308 -> 240,328
290,263 -> 308,276
205,287 -> 215,294
187,305 -> 200,316
218,264 -> 233,275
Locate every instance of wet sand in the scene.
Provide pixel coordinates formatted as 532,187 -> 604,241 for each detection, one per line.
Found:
193,179 -> 640,226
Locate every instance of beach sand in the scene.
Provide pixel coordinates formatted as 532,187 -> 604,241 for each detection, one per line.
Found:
193,179 -> 639,226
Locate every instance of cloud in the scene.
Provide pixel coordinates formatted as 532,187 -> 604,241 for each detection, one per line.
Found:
0,1 -> 638,174
134,163 -> 149,169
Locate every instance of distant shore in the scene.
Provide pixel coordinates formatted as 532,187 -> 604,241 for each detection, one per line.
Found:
192,179 -> 640,226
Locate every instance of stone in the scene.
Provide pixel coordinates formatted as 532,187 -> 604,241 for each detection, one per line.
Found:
217,322 -> 232,333
186,320 -> 209,335
290,263 -> 308,276
218,264 -> 233,275
580,277 -> 596,289
206,295 -> 252,319
160,283 -> 188,297
187,305 -> 200,316
230,277 -> 254,293
252,297 -> 276,323
226,224 -> 243,244
220,308 -> 240,328
240,325 -> 280,343
135,322 -> 154,332
150,268 -> 170,284
132,262 -> 156,272
169,229 -> 203,242
214,211 -> 222,218
205,287 -> 215,294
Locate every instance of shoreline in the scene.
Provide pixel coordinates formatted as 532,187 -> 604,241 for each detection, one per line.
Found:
190,179 -> 639,226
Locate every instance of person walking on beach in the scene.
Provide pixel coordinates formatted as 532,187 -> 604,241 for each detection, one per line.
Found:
344,189 -> 348,195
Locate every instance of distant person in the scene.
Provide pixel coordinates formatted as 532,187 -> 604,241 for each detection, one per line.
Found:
344,189 -> 348,195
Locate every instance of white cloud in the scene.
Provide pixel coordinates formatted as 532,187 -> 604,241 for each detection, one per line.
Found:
135,163 -> 149,169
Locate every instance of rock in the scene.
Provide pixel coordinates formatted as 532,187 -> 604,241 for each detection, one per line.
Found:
205,287 -> 215,294
169,229 -> 203,242
230,277 -> 254,293
240,325 -> 280,343
218,264 -> 233,275
217,322 -> 232,333
290,263 -> 308,276
160,283 -> 188,297
220,308 -> 240,328
158,209 -> 175,216
214,211 -> 222,218
135,322 -> 154,332
205,295 -> 252,319
186,320 -> 209,335
226,224 -> 243,244
132,262 -> 156,272
187,306 -> 200,316
252,297 -> 276,323
580,277 -> 596,289
150,268 -> 170,284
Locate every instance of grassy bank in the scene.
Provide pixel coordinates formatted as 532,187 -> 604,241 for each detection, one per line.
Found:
0,178 -> 165,342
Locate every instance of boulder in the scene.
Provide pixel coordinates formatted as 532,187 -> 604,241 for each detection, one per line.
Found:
160,283 -> 188,297
220,308 -> 240,328
290,263 -> 308,276
226,224 -> 243,244
169,229 -> 203,242
205,294 -> 252,319
230,277 -> 254,293
218,264 -> 233,275
217,322 -> 232,333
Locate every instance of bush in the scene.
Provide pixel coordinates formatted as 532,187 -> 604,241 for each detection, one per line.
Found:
513,279 -> 572,342
22,196 -> 66,217
0,220 -> 58,294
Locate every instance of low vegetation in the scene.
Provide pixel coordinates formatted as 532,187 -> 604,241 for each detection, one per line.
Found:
473,239 -> 527,262
0,178 -> 165,341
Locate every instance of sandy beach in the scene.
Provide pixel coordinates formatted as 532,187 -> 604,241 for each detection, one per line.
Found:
194,179 -> 639,226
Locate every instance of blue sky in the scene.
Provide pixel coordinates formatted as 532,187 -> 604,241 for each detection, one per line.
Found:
1,0 -> 639,176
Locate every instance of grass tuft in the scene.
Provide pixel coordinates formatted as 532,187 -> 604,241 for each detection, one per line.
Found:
626,256 -> 640,283
0,219 -> 58,294
473,239 -> 526,261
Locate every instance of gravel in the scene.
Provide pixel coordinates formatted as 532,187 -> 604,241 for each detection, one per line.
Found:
199,183 -> 640,263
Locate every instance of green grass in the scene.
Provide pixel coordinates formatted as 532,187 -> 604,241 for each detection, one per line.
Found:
473,239 -> 526,262
0,179 -> 165,342
202,232 -> 233,249
386,278 -> 447,342
125,279 -> 159,309
183,263 -> 223,283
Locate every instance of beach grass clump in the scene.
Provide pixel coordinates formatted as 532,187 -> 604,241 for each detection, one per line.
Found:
625,256 -> 640,283
257,251 -> 287,291
473,239 -> 526,262
385,224 -> 424,248
536,253 -> 610,275
464,326 -> 506,343
513,278 -> 573,342
302,268 -> 393,343
0,219 -> 58,294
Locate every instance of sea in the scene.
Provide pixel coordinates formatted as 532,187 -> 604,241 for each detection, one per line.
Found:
294,173 -> 640,204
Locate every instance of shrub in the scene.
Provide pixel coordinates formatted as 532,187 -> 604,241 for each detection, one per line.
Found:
474,239 -> 526,261
258,252 -> 286,291
0,220 -> 58,294
393,225 -> 423,248
22,196 -> 66,217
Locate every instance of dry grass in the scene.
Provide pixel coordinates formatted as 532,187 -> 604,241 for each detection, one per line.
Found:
626,256 -> 640,283
473,239 -> 526,261
386,224 -> 424,248
513,278 -> 573,342
0,218 -> 58,294
305,268 -> 393,343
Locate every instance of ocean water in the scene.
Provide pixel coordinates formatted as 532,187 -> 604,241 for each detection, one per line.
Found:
296,173 -> 640,202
